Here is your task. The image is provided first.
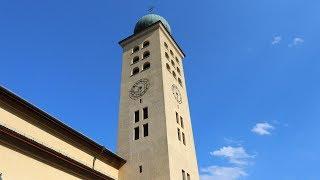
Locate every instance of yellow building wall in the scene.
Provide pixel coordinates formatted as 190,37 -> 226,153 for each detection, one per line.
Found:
0,107 -> 119,179
0,145 -> 80,180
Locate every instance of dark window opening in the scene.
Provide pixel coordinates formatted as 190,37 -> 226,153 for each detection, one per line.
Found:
176,112 -> 179,124
177,128 -> 181,141
176,57 -> 180,64
170,50 -> 174,56
143,62 -> 150,70
182,170 -> 186,180
139,165 -> 143,173
132,56 -> 139,64
171,60 -> 175,67
177,67 -> 181,75
134,110 -> 139,123
133,46 -> 139,53
134,127 -> 139,140
132,67 -> 139,76
182,132 -> 186,145
178,78 -> 183,86
143,107 -> 148,119
172,71 -> 177,79
187,173 -> 190,180
143,51 -> 150,59
166,63 -> 171,71
164,42 -> 168,49
165,52 -> 169,59
180,117 -> 184,128
143,123 -> 149,137
143,41 -> 150,48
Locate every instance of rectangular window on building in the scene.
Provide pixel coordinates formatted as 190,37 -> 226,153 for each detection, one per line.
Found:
176,112 -> 179,124
143,107 -> 148,119
139,165 -> 143,173
134,127 -> 139,140
182,170 -> 186,180
177,128 -> 181,141
180,116 -> 184,128
187,173 -> 190,180
134,110 -> 139,123
143,123 -> 149,137
182,132 -> 186,145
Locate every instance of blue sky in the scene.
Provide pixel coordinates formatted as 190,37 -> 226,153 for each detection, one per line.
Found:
1,0 -> 319,179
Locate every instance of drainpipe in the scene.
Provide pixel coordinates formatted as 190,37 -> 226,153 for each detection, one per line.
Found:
92,146 -> 106,170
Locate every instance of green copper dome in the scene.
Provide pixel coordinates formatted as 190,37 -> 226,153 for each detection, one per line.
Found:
134,14 -> 171,34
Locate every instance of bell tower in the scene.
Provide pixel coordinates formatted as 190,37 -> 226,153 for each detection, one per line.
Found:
117,14 -> 199,180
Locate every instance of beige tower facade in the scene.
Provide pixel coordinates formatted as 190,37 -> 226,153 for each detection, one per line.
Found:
117,14 -> 199,180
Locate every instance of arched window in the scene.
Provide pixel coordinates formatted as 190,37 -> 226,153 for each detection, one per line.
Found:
177,67 -> 181,75
178,78 -> 183,86
143,62 -> 150,70
166,63 -> 171,71
132,56 -> 139,64
132,67 -> 139,76
164,42 -> 168,49
170,50 -> 174,56
133,46 -> 139,53
143,41 -> 150,48
165,52 -> 169,59
172,71 -> 177,79
175,57 -> 180,64
143,51 -> 150,59
171,60 -> 175,67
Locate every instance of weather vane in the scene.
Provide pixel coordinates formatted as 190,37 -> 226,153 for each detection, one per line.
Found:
148,6 -> 155,13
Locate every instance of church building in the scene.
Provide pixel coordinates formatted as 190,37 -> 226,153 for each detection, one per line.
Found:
0,14 -> 199,180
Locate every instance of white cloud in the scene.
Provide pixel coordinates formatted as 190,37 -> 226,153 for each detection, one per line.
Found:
200,166 -> 247,180
210,146 -> 254,165
251,122 -> 274,135
272,36 -> 282,45
289,37 -> 304,47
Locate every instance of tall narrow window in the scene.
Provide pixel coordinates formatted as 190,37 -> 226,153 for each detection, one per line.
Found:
133,46 -> 139,53
187,173 -> 190,180
172,71 -> 177,79
178,78 -> 183,86
134,110 -> 139,122
171,60 -> 175,67
175,57 -> 180,64
139,165 -> 143,173
143,41 -> 150,48
170,50 -> 174,56
165,52 -> 169,59
166,63 -> 171,72
143,123 -> 149,137
164,42 -> 168,49
134,127 -> 139,140
180,116 -> 184,128
143,107 -> 148,119
177,67 -> 181,75
177,128 -> 181,141
182,132 -> 186,145
182,170 -> 186,180
176,112 -> 179,124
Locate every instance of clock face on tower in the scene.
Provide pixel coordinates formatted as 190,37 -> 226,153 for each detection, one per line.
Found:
129,78 -> 150,99
171,84 -> 182,104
